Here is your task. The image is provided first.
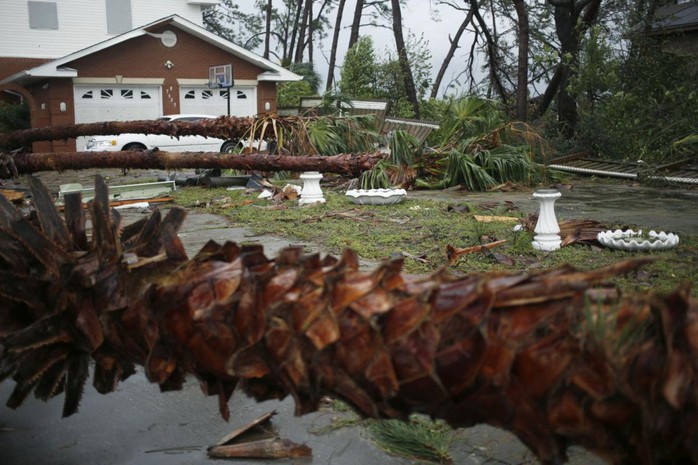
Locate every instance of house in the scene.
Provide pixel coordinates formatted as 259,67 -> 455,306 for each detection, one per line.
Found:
0,1 -> 301,152
646,1 -> 698,57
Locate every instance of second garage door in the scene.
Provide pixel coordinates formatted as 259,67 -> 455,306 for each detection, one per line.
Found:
179,86 -> 256,117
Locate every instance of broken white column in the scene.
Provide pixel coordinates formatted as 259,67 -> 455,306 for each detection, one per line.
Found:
299,171 -> 326,205
532,189 -> 562,251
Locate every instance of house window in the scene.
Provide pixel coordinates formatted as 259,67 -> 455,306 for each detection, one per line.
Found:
220,90 -> 229,99
28,1 -> 58,30
184,90 -> 196,99
140,91 -> 152,99
105,0 -> 132,35
202,90 -> 213,99
237,91 -> 247,99
81,91 -> 94,99
100,89 -> 114,99
120,89 -> 133,99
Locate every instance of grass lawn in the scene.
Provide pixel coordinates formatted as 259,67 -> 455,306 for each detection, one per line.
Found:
172,183 -> 698,298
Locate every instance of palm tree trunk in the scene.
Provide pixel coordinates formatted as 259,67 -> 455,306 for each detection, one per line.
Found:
3,150 -> 384,178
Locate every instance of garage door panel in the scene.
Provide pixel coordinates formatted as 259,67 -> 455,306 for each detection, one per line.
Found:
180,86 -> 256,117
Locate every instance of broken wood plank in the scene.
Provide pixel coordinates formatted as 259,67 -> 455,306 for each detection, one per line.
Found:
473,215 -> 519,223
207,438 -> 312,459
214,411 -> 277,447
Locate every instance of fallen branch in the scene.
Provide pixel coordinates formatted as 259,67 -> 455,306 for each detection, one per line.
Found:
446,239 -> 507,264
0,150 -> 385,178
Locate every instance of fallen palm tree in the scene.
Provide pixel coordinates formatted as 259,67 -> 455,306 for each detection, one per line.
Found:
0,177 -> 697,465
0,115 -> 258,149
0,150 -> 383,178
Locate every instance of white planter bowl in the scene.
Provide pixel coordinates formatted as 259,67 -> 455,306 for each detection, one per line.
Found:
345,188 -> 407,205
597,229 -> 679,251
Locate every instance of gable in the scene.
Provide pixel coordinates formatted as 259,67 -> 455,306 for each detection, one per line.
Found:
65,27 -> 266,81
1,15 -> 301,85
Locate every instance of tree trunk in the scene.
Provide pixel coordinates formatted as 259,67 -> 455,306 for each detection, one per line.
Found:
326,0 -> 347,91
390,0 -> 420,119
553,3 -> 579,138
0,117 -> 261,148
2,177 -> 697,465
348,0 -> 364,50
430,11 -> 474,99
513,0 -> 529,121
264,0 -> 273,59
286,0 -> 304,64
544,0 -> 601,137
470,0 -> 508,105
1,151 -> 384,178
294,0 -> 311,63
536,66 -> 562,117
307,0 -> 314,64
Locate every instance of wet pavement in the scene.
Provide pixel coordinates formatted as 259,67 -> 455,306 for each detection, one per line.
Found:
2,169 -> 696,465
409,181 -> 698,234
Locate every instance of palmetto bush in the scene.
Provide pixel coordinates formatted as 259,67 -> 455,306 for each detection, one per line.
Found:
418,96 -> 544,191
243,113 -> 379,156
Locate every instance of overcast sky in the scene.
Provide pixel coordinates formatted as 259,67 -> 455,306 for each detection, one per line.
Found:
241,1 -> 478,97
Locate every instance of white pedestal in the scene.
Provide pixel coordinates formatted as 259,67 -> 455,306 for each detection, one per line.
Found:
299,171 -> 326,205
532,189 -> 562,251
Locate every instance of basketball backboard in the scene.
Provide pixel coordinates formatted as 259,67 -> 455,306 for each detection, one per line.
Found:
208,64 -> 233,89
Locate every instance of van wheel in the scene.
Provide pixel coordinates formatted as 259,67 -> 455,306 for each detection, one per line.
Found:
122,143 -> 147,151
220,140 -> 238,153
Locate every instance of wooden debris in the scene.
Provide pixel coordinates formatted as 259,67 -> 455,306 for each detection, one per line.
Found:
446,239 -> 507,264
213,411 -> 277,447
474,214 -> 519,223
559,219 -> 607,247
208,411 -> 312,459
208,439 -> 312,459
0,189 -> 23,204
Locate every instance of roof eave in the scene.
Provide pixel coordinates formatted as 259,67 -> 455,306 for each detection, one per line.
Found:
257,71 -> 303,82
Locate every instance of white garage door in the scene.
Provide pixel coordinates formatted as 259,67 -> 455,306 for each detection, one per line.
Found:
179,86 -> 256,117
74,85 -> 162,149
74,85 -> 162,123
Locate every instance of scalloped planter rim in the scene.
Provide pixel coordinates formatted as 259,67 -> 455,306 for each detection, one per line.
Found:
597,229 -> 679,251
345,189 -> 407,205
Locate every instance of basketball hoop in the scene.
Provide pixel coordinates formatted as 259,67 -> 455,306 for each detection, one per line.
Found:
208,64 -> 234,116
208,64 -> 234,89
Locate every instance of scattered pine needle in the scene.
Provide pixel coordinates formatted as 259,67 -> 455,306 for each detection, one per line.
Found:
366,417 -> 454,464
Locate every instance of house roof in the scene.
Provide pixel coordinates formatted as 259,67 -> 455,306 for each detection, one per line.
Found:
648,2 -> 698,35
1,14 -> 301,85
